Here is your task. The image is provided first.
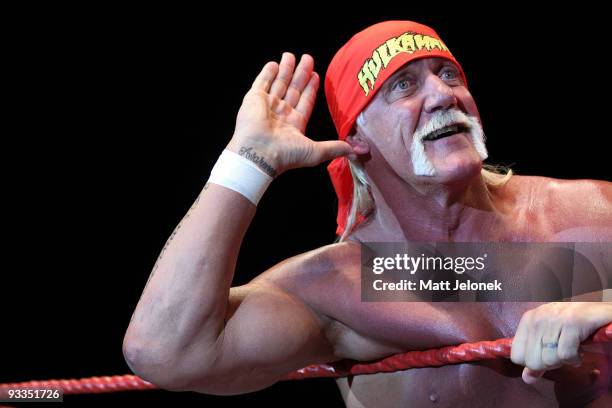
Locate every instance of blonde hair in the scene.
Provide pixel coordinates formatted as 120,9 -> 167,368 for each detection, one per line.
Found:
336,161 -> 513,242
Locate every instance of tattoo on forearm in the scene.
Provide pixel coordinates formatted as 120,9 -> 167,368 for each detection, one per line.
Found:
130,184 -> 209,323
238,146 -> 277,177
147,185 -> 207,282
154,185 -> 207,268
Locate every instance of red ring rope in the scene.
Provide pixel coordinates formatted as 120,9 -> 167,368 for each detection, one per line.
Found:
1,323 -> 610,396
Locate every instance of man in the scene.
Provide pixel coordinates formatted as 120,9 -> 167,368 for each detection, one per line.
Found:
123,21 -> 612,406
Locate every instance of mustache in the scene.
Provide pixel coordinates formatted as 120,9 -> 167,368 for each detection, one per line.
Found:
409,108 -> 488,176
412,109 -> 473,142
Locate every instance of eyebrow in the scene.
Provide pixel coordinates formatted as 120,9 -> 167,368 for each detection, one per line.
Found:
387,66 -> 414,84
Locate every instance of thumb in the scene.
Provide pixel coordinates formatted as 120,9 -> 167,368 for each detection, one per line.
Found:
307,140 -> 355,165
522,367 -> 546,384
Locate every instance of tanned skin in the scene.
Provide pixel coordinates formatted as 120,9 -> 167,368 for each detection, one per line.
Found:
123,52 -> 612,407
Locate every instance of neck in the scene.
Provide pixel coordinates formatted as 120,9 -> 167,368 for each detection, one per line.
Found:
361,170 -> 508,242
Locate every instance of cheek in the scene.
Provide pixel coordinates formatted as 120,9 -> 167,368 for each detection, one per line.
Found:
455,88 -> 480,119
381,105 -> 420,144
374,114 -> 415,154
363,101 -> 421,157
370,115 -> 419,170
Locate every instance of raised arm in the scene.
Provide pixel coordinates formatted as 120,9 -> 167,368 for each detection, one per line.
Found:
122,52 -> 353,394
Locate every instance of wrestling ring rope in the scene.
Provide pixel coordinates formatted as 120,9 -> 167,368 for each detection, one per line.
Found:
1,323 -> 611,397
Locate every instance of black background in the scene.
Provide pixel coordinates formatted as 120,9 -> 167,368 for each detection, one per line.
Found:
2,4 -> 610,407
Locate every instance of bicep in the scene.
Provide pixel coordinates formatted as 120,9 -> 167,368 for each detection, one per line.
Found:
182,282 -> 337,395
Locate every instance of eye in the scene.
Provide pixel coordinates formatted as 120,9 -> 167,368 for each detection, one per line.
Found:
394,78 -> 414,91
397,79 -> 410,89
440,66 -> 461,83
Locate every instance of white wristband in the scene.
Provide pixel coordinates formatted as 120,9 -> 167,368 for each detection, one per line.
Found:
207,149 -> 274,205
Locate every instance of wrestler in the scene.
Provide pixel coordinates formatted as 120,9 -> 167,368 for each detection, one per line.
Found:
123,21 -> 612,406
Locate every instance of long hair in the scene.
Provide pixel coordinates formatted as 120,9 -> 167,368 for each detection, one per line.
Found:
336,160 -> 513,243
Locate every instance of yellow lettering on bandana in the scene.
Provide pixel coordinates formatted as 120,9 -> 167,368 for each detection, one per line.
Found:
357,32 -> 451,96
367,52 -> 383,79
397,33 -> 416,54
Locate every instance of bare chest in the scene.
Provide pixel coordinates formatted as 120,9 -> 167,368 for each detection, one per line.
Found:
314,261 -> 610,408
324,286 -> 611,408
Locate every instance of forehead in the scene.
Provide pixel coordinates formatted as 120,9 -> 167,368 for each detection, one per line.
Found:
385,57 -> 458,83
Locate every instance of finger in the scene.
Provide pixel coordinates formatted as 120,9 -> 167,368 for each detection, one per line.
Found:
250,61 -> 279,92
541,324 -> 562,368
305,140 -> 354,166
524,321 -> 545,371
510,312 -> 531,366
558,326 -> 582,367
283,54 -> 314,107
522,367 -> 546,385
269,52 -> 296,99
295,72 -> 319,121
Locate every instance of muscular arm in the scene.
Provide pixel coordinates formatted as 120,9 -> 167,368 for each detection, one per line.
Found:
122,182 -> 255,389
122,52 -> 352,394
123,179 -> 337,395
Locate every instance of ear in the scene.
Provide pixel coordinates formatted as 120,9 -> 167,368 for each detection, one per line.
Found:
346,128 -> 370,156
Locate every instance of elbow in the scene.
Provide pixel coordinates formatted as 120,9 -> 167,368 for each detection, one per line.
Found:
122,336 -> 248,396
122,336 -> 194,391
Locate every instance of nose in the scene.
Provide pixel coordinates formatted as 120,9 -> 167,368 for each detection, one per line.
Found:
422,74 -> 457,114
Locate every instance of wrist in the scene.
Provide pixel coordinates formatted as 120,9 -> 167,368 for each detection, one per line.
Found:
207,149 -> 274,205
226,139 -> 281,178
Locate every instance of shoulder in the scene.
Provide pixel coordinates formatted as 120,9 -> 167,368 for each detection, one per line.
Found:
252,241 -> 361,290
540,177 -> 611,201
498,174 -> 610,203
514,176 -> 612,239
249,241 -> 361,313
541,177 -> 611,224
